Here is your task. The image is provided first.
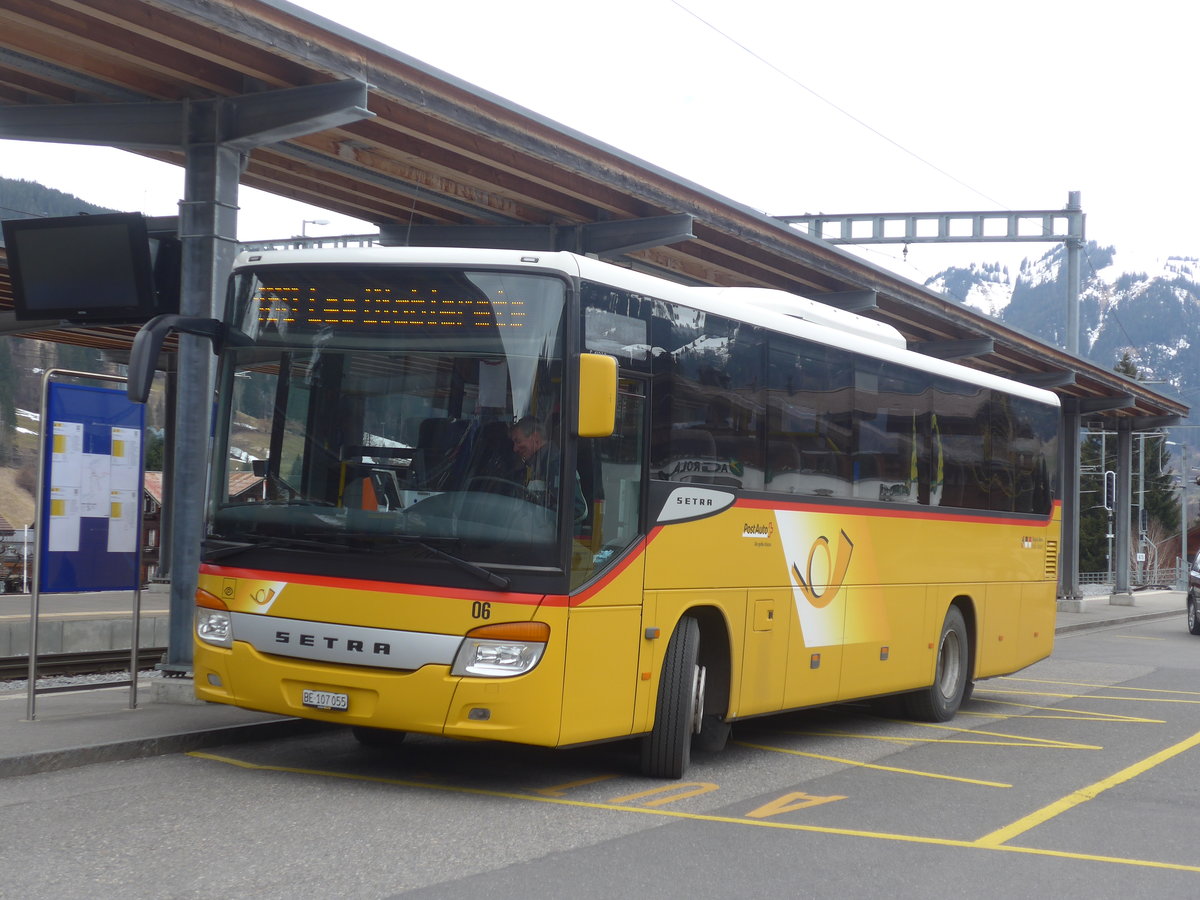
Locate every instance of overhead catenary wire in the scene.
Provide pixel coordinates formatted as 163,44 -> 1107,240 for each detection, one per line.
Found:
668,0 -> 1010,210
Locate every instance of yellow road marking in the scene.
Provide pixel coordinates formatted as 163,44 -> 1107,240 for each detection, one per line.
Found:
819,722 -> 1099,750
534,775 -> 616,797
610,783 -> 718,807
188,750 -> 1200,873
902,721 -> 1099,748
735,741 -> 1011,787
966,699 -> 1163,724
1109,635 -> 1165,641
976,728 -> 1200,848
980,689 -> 1200,706
1000,677 -> 1200,697
793,730 -> 1093,750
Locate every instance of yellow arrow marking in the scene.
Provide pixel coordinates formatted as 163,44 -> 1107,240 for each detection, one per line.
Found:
745,792 -> 847,818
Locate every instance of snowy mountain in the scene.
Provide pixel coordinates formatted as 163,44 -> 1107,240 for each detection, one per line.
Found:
925,242 -> 1200,424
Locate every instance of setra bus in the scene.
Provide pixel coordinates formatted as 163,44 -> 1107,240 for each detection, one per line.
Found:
131,246 -> 1061,778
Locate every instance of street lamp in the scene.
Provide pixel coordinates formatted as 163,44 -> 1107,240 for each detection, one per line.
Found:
301,218 -> 329,237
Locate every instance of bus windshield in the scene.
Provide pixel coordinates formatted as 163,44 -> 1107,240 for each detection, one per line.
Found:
208,265 -> 568,576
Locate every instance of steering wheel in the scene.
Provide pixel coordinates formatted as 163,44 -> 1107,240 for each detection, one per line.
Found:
465,476 -> 533,501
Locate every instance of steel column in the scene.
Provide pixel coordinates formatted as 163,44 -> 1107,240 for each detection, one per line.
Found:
1059,409 -> 1082,607
161,107 -> 243,672
1113,423 -> 1133,597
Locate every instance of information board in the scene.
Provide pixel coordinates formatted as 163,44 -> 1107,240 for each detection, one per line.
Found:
39,382 -> 145,593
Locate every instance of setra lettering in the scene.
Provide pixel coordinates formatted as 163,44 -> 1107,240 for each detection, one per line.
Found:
272,630 -> 391,656
675,496 -> 713,506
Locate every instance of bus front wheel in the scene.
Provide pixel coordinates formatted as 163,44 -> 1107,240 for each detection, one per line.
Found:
640,616 -> 702,779
904,605 -> 969,722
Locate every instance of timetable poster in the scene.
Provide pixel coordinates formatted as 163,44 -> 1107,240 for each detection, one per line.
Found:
48,421 -> 84,552
39,383 -> 145,593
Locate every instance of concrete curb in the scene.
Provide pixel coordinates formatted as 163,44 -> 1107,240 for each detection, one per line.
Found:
0,717 -> 330,778
1055,608 -> 1181,635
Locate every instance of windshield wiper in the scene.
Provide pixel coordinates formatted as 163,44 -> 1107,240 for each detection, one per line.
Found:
203,535 -> 350,562
204,533 -> 511,591
395,536 -> 512,590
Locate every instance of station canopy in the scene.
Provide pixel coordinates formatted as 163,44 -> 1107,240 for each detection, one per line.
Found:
0,0 -> 1186,424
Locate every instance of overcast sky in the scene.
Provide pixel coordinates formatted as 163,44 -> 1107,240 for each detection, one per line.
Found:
2,0 -> 1195,285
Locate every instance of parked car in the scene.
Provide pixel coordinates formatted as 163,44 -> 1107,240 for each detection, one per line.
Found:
1188,552 -> 1200,635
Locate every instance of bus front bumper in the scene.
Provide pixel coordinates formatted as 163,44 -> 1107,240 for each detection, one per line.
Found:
194,640 -> 565,747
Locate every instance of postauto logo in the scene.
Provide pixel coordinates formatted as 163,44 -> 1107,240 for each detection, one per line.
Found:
792,529 -> 854,610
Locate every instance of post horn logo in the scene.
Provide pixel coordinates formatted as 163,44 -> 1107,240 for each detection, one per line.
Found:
251,587 -> 277,605
793,530 -> 854,609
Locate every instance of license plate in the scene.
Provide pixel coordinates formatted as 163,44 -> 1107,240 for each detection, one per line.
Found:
302,689 -> 349,711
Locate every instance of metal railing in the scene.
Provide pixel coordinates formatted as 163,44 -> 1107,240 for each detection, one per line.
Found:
1079,565 -> 1184,589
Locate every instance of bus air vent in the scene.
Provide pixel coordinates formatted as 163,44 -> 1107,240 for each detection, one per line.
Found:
1044,540 -> 1059,580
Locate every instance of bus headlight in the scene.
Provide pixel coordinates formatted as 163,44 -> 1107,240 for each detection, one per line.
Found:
195,590 -> 233,648
451,622 -> 550,678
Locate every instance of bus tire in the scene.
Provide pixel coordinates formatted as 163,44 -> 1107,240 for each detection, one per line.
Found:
904,605 -> 968,722
351,725 -> 407,748
640,616 -> 701,779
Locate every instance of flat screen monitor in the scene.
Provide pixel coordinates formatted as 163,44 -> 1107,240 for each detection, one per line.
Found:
1,212 -> 172,323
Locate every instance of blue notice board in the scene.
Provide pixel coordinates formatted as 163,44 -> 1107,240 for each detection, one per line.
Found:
39,382 -> 145,593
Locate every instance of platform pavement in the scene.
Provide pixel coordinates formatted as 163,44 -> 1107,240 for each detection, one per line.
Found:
0,589 -> 1188,779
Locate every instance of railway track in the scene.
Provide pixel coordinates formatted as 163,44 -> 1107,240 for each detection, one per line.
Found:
0,647 -> 167,684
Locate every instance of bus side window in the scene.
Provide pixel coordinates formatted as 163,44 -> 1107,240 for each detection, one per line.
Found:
766,339 -> 852,498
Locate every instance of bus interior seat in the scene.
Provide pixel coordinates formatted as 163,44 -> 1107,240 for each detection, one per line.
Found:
414,418 -> 471,489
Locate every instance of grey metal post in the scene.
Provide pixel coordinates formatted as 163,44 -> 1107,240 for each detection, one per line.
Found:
157,363 -> 177,579
161,106 -> 243,674
1065,191 -> 1083,356
1059,407 -> 1082,608
1113,423 -> 1133,599
1137,432 -> 1146,585
1180,442 -> 1188,590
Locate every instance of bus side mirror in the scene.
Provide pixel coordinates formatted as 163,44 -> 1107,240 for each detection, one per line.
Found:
577,353 -> 617,438
127,314 -> 225,404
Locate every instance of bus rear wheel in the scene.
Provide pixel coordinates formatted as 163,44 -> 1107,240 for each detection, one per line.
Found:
640,616 -> 702,779
904,605 -> 969,722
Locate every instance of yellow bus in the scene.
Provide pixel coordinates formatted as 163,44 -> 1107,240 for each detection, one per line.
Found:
159,247 -> 1060,778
